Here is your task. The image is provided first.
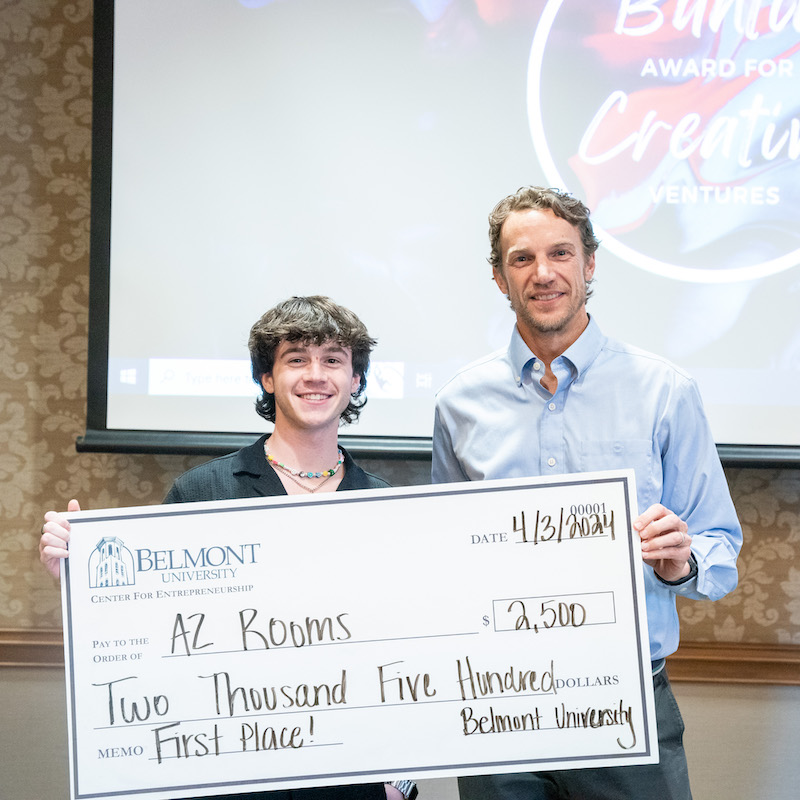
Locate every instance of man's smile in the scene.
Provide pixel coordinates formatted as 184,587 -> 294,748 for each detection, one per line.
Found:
532,291 -> 564,302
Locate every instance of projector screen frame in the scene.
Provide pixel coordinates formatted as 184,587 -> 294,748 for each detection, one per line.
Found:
78,0 -> 800,468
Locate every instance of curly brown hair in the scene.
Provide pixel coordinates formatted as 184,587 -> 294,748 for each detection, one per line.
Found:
249,296 -> 377,425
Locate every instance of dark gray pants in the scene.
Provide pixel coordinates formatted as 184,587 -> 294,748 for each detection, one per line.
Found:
458,669 -> 691,800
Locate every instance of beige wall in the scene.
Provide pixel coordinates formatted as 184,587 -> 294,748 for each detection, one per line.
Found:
1,2 -> 799,799
2,0 -> 798,652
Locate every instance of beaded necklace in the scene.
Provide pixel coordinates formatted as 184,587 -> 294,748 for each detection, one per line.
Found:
264,444 -> 344,493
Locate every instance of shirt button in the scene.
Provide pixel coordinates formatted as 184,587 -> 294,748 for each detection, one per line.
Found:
533,362 -> 542,372
547,457 -> 556,467
548,402 -> 556,411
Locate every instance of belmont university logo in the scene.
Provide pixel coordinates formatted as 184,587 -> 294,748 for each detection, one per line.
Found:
86,536 -> 262,591
88,536 -> 136,589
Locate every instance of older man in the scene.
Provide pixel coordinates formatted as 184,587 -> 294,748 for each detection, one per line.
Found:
433,187 -> 741,800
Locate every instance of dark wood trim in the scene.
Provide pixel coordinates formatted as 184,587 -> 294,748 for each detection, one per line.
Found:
0,628 -> 64,667
2,630 -> 799,684
667,641 -> 800,685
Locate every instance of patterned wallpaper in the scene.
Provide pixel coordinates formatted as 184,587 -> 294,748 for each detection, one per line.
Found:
1,0 -> 798,647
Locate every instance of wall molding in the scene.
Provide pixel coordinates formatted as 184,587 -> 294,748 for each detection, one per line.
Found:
667,641 -> 800,685
2,629 -> 799,684
0,628 -> 64,667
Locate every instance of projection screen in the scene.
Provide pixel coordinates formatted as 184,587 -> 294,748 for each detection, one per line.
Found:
81,0 -> 800,463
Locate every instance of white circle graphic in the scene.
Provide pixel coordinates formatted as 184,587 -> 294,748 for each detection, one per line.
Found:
528,0 -> 800,284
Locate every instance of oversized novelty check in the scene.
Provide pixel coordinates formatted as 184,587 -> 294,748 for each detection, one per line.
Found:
61,469 -> 658,800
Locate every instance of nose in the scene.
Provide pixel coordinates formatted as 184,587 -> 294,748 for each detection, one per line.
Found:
533,259 -> 557,283
304,358 -> 325,381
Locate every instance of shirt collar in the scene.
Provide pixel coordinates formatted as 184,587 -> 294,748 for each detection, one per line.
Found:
507,315 -> 606,385
232,435 -> 369,493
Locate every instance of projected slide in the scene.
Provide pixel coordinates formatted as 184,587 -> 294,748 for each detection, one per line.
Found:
102,0 -> 800,449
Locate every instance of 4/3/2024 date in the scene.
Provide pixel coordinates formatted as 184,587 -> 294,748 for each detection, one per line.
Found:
513,507 -> 615,545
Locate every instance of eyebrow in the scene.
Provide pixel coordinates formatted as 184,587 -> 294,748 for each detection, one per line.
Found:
279,343 -> 348,357
507,240 -> 576,256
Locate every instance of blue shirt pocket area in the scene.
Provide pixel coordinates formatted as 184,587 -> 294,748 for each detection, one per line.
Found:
578,439 -> 658,512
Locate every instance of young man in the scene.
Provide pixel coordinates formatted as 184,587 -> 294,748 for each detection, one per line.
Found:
432,187 -> 742,799
41,295 -> 416,800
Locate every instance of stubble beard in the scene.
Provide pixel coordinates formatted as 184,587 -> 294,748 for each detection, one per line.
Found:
509,282 -> 588,336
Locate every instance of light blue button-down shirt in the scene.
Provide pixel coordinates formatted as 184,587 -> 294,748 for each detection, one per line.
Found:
432,316 -> 742,661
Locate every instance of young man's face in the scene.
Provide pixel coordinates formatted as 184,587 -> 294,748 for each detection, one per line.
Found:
494,207 -> 595,351
261,340 -> 360,436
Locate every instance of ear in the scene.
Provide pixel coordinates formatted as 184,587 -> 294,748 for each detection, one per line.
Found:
260,373 -> 274,394
492,265 -> 509,296
584,252 -> 596,283
350,372 -> 361,395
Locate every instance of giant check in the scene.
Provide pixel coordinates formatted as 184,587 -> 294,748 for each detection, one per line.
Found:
61,469 -> 658,799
